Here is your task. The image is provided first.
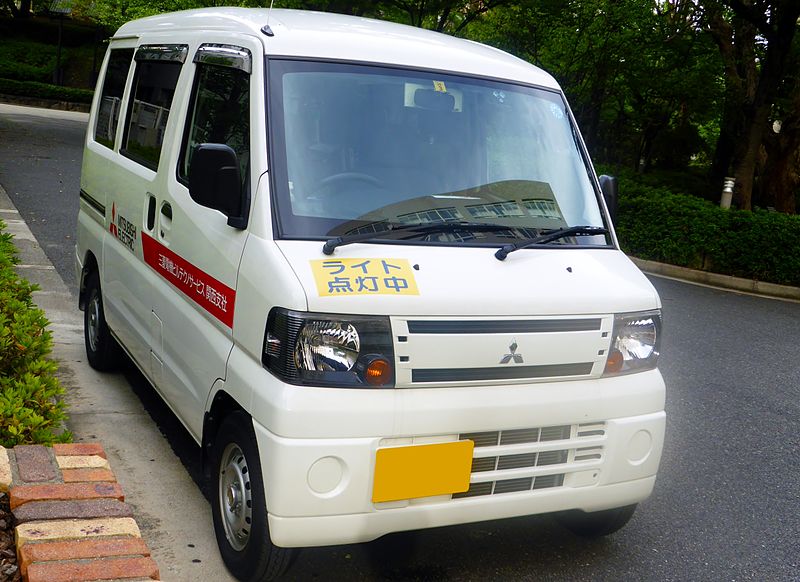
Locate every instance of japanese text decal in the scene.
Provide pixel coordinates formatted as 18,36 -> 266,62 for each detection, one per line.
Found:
142,233 -> 236,328
311,258 -> 419,297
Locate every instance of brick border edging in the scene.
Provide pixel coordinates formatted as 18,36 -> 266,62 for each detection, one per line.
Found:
0,443 -> 161,582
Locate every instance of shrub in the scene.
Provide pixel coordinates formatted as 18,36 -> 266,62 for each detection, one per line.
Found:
0,39 -> 59,82
0,77 -> 93,103
0,221 -> 71,447
614,173 -> 800,287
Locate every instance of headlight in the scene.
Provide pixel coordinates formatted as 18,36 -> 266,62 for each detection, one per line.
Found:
603,310 -> 661,376
295,321 -> 360,372
263,308 -> 395,387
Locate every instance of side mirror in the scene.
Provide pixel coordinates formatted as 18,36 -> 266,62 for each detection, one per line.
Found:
188,143 -> 249,229
598,174 -> 618,224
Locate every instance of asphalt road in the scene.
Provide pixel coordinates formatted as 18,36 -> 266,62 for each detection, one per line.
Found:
0,104 -> 83,295
1,103 -> 799,581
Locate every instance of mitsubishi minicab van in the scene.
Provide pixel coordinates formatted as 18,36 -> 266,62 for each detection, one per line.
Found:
76,7 -> 665,581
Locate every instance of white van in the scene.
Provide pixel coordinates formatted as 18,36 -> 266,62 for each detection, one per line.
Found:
76,8 -> 665,581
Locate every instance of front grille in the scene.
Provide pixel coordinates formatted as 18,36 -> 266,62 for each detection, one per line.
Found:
412,362 -> 593,383
453,423 -> 605,499
406,319 -> 602,334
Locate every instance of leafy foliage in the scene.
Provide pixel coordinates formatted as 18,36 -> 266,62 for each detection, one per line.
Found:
615,173 -> 800,286
472,0 -> 722,172
0,221 -> 71,447
0,39 -> 60,82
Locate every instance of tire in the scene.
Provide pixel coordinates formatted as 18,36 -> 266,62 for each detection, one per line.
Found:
555,504 -> 638,538
83,270 -> 123,371
211,411 -> 295,581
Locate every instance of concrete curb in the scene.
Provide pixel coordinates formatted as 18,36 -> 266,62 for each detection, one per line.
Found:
630,257 -> 800,302
0,94 -> 91,114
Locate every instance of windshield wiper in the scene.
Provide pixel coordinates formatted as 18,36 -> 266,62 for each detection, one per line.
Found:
322,221 -> 514,255
494,225 -> 609,261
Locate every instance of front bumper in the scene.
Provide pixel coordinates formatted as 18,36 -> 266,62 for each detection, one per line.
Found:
254,404 -> 665,547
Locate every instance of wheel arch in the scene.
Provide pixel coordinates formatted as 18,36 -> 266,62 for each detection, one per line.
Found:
78,250 -> 100,310
202,388 -> 248,481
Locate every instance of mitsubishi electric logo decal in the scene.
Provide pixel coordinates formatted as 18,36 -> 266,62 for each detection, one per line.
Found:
500,340 -> 524,364
109,202 -> 136,253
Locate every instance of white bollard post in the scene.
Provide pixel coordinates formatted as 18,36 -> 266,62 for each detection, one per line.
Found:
720,177 -> 735,209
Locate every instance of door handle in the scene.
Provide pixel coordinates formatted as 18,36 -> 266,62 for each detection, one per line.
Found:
159,202 -> 173,241
146,194 -> 156,231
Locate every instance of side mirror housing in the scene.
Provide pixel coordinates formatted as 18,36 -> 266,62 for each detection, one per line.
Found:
599,174 -> 618,224
188,143 -> 249,229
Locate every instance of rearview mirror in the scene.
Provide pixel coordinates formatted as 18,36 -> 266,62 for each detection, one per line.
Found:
188,143 -> 249,229
414,88 -> 455,112
598,174 -> 618,224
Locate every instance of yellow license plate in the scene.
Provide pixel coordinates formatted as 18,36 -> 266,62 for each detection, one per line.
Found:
372,440 -> 474,503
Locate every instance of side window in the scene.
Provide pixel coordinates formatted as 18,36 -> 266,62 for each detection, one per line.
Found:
122,45 -> 187,171
94,48 -> 134,149
179,45 -> 251,190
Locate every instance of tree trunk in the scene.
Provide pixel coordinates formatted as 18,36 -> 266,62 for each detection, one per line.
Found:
725,0 -> 800,209
733,103 -> 770,210
762,144 -> 799,213
706,7 -> 758,191
761,90 -> 800,213
711,83 -> 748,187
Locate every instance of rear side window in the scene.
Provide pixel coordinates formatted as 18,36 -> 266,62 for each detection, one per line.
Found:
179,44 -> 251,189
122,45 -> 187,171
94,48 -> 134,149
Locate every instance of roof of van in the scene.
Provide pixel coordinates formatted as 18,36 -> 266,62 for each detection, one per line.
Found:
114,8 -> 559,89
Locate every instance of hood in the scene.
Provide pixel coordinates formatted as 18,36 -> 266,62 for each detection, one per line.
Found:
276,241 -> 660,317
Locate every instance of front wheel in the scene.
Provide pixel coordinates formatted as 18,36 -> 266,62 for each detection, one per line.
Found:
555,504 -> 638,537
211,411 -> 294,581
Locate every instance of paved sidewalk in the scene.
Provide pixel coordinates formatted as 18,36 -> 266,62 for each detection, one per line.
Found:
0,185 -> 235,581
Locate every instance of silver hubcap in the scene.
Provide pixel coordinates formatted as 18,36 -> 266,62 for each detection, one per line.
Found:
87,292 -> 101,353
218,443 -> 253,551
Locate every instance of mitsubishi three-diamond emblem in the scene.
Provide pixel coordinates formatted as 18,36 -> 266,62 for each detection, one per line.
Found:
499,339 -> 524,364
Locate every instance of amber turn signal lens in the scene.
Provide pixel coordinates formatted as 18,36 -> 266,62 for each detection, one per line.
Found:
364,357 -> 392,386
604,349 -> 624,374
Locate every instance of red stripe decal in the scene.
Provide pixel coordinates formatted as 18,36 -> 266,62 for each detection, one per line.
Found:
141,233 -> 235,328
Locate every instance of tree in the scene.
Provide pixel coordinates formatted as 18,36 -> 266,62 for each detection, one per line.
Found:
471,0 -> 720,171
704,0 -> 800,210
381,0 -> 510,33
1,0 -> 31,17
760,42 -> 800,213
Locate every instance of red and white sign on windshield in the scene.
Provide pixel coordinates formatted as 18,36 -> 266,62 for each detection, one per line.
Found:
142,233 -> 236,328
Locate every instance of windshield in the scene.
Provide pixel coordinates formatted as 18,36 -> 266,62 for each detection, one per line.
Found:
268,59 -> 606,246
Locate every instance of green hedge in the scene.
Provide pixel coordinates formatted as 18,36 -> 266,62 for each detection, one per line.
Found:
0,39 -> 60,82
615,176 -> 800,287
0,221 -> 70,447
0,77 -> 93,103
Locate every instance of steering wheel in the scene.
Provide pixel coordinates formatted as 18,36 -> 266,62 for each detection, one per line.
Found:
313,172 -> 384,192
308,172 -> 387,218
